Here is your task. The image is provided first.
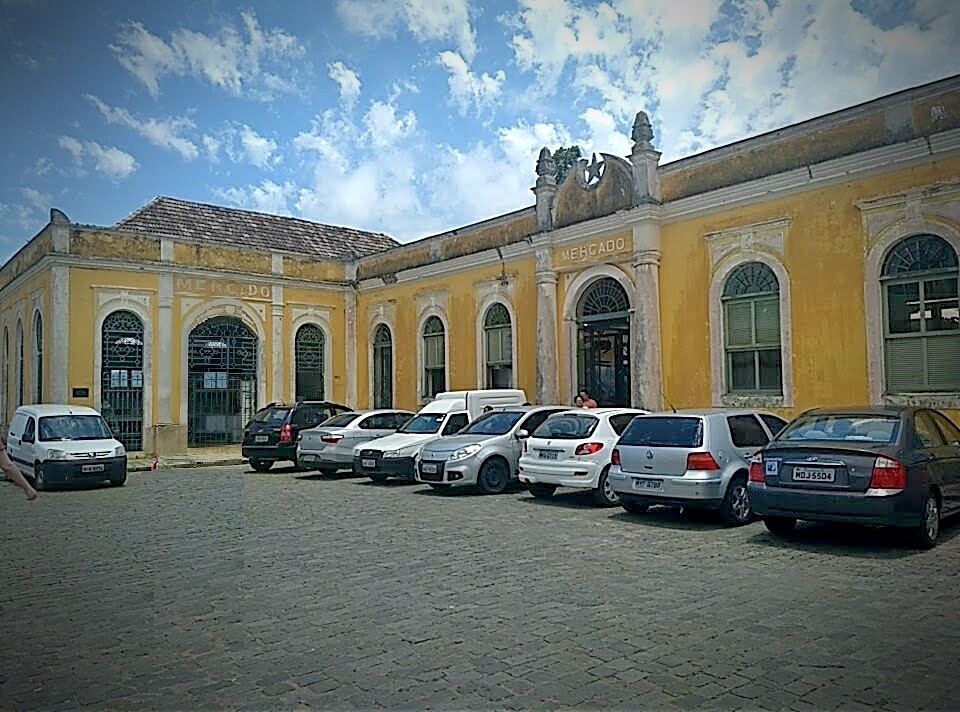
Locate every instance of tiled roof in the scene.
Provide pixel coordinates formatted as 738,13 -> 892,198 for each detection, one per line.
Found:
114,197 -> 398,262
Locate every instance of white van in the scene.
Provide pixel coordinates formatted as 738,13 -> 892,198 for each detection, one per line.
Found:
7,405 -> 128,490
352,389 -> 526,481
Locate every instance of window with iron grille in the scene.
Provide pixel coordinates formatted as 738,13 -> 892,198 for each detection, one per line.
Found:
101,310 -> 144,451
295,324 -> 325,401
373,323 -> 393,408
722,262 -> 782,394
882,234 -> 960,393
33,312 -> 42,403
483,303 -> 513,388
422,316 -> 445,399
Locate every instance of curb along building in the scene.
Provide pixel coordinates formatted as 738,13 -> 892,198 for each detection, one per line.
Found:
3,75 -> 959,457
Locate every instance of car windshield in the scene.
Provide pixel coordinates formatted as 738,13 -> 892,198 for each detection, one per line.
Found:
252,408 -> 290,424
398,414 -> 444,434
39,415 -> 113,442
777,415 -> 901,444
619,417 -> 703,447
460,411 -> 525,435
320,413 -> 358,428
533,414 -> 598,439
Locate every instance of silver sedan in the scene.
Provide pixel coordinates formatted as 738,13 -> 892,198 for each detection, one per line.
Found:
297,410 -> 414,474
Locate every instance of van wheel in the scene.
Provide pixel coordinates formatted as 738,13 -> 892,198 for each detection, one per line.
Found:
720,476 -> 752,526
478,459 -> 509,494
528,484 -> 556,499
249,458 -> 274,472
593,467 -> 620,507
912,491 -> 940,549
110,472 -> 127,487
620,495 -> 648,514
763,517 -> 797,536
33,464 -> 48,491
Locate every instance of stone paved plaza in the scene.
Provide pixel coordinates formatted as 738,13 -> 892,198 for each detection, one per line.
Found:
2,466 -> 959,711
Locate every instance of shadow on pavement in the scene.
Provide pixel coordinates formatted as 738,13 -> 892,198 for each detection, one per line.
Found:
518,490 -> 601,509
607,505 -> 742,532
745,514 -> 960,558
353,478 -> 421,487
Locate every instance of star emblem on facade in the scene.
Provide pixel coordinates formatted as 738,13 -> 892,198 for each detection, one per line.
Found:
584,153 -> 604,185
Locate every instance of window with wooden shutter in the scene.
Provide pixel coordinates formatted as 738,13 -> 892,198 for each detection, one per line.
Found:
882,234 -> 960,394
422,316 -> 446,398
483,303 -> 512,389
722,262 -> 783,394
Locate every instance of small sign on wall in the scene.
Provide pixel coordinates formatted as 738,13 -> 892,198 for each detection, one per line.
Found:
72,387 -> 90,398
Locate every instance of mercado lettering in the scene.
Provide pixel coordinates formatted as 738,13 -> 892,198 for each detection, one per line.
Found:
175,277 -> 272,300
556,236 -> 629,266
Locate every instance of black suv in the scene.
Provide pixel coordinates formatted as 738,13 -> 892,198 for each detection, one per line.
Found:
242,401 -> 350,471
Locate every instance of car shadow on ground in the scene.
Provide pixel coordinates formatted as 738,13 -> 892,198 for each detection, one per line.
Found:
353,478 -> 421,487
745,515 -> 960,558
293,470 -> 363,481
607,505 -> 738,532
518,490 -> 604,510
412,482 -> 527,497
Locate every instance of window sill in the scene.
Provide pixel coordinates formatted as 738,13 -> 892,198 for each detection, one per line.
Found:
881,393 -> 960,409
715,393 -> 788,409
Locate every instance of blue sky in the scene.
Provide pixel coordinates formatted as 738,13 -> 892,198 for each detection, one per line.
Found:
1,0 -> 958,260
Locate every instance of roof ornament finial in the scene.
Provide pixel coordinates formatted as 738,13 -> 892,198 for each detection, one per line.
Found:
536,147 -> 555,178
631,110 -> 654,151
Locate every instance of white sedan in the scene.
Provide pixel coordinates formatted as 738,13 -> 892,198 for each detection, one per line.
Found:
518,408 -> 649,506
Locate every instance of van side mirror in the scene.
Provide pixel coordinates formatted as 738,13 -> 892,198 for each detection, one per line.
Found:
516,429 -> 529,440
22,434 -> 34,444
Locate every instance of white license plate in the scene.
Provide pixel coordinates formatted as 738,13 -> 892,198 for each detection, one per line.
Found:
633,478 -> 662,491
422,463 -> 437,474
255,435 -> 268,443
538,450 -> 560,460
362,459 -> 376,468
300,455 -> 316,463
792,467 -> 836,483
81,464 -> 105,473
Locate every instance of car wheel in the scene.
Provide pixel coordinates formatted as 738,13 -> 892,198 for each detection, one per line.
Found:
318,468 -> 338,477
593,467 -> 620,507
719,476 -> 752,526
912,491 -> 940,550
110,472 -> 127,487
620,494 -> 649,514
763,516 -> 797,536
248,458 -> 274,472
369,473 -> 388,483
478,459 -> 510,494
528,483 -> 556,499
33,464 -> 48,491
428,483 -> 451,491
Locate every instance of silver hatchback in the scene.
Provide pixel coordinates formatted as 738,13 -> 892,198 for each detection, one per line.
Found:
297,410 -> 414,474
608,409 -> 788,525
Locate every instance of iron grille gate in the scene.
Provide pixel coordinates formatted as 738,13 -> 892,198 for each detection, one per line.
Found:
577,279 -> 632,407
101,310 -> 144,451
188,317 -> 258,447
295,324 -> 325,400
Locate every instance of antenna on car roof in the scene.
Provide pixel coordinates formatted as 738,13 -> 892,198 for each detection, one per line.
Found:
660,389 -> 677,413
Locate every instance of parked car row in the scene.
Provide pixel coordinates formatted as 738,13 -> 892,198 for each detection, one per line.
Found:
276,391 -> 960,549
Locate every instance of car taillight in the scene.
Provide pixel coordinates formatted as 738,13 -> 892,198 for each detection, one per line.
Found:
686,452 -> 720,470
611,448 -> 621,466
748,454 -> 765,483
575,442 -> 604,455
870,456 -> 906,490
279,424 -> 293,444
321,435 -> 342,444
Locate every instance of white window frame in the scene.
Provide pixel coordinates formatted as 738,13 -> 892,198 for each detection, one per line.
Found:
417,309 -> 449,404
370,321 -> 395,410
476,297 -> 517,390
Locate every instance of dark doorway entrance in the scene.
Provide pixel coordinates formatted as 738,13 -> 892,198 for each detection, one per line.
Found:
188,316 -> 258,447
101,310 -> 144,451
576,278 -> 631,406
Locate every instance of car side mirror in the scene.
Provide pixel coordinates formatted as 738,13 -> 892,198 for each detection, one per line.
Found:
22,435 -> 33,444
516,429 -> 529,440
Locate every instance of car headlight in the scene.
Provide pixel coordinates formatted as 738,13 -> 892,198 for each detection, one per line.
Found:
383,450 -> 401,459
450,444 -> 482,461
47,449 -> 68,461
113,445 -> 126,457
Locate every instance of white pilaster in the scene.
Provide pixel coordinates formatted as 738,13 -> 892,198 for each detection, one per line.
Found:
535,248 -> 559,405
345,290 -> 357,408
631,222 -> 664,411
50,265 -> 69,402
272,285 -> 284,402
157,275 -> 174,423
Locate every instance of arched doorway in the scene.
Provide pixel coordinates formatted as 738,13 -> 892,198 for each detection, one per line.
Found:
372,323 -> 393,408
577,277 -> 631,406
294,323 -> 325,401
101,310 -> 144,451
188,316 -> 258,447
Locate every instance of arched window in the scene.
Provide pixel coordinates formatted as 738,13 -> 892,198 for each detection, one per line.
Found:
295,324 -> 325,401
15,319 -> 23,407
576,277 -> 632,407
483,303 -> 513,388
1,326 -> 7,424
372,324 -> 393,408
422,315 -> 446,399
101,310 -> 145,451
722,262 -> 782,393
881,234 -> 960,393
33,312 -> 42,403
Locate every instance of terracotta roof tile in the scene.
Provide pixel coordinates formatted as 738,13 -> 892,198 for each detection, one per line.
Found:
114,197 -> 398,262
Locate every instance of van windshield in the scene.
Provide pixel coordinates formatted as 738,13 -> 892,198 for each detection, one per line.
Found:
460,411 -> 524,436
39,415 -> 113,442
398,414 -> 444,434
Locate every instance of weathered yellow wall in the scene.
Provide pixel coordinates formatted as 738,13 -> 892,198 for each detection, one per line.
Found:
0,227 -> 52,292
356,257 -> 538,410
174,242 -> 272,275
0,270 -> 51,421
283,288 -> 348,405
72,230 -> 162,262
660,156 -> 960,424
284,258 -> 347,283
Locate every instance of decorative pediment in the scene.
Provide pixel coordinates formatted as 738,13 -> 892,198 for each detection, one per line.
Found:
414,288 -> 449,316
553,153 -> 634,230
856,180 -> 960,249
704,218 -> 790,273
94,287 -> 154,312
290,304 -> 333,326
474,274 -> 516,304
368,299 -> 397,327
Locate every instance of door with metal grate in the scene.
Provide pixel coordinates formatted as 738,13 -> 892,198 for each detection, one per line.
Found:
295,324 -> 325,401
188,317 -> 258,447
101,310 -> 144,451
576,278 -> 632,407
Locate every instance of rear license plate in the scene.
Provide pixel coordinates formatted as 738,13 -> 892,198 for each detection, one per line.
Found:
633,478 -> 662,491
300,455 -> 316,463
422,463 -> 437,474
255,435 -> 268,443
362,458 -> 376,468
538,450 -> 559,460
81,464 -> 104,473
792,467 -> 835,483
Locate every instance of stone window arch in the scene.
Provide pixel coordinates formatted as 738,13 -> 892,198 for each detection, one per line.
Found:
1,326 -> 7,424
294,323 -> 326,401
372,323 -> 393,409
721,262 -> 782,395
421,315 -> 447,399
15,319 -> 23,408
481,302 -> 514,389
33,311 -> 42,403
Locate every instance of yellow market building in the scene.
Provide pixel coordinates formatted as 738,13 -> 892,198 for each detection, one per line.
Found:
2,75 -> 959,457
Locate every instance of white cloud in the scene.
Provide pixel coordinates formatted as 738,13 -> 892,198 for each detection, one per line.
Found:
336,0 -> 476,61
437,51 -> 506,115
216,180 -> 296,215
14,53 -> 39,71
85,94 -> 198,160
57,136 -> 137,181
202,134 -> 220,162
21,187 -> 51,211
328,61 -> 361,110
32,157 -> 53,177
109,12 -> 307,100
237,125 -> 279,168
362,101 -> 417,148
210,123 -> 280,168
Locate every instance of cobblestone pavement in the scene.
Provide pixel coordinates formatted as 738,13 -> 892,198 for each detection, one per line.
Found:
2,466 -> 959,711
